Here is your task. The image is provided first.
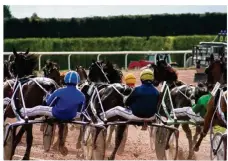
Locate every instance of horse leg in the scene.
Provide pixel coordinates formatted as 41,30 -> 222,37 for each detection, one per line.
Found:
117,125 -> 128,154
22,125 -> 33,160
76,126 -> 83,149
182,124 -> 194,159
5,126 -> 18,160
108,124 -> 127,160
194,98 -> 215,152
193,126 -> 201,146
58,123 -> 68,156
106,125 -> 115,147
52,124 -> 61,150
40,121 -> 45,131
165,124 -> 180,150
92,128 -> 106,160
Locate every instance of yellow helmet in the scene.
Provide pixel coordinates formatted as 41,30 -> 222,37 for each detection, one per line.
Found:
124,73 -> 136,85
140,69 -> 154,81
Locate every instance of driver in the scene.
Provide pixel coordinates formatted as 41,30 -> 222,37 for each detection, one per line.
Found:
20,71 -> 85,120
100,69 -> 159,121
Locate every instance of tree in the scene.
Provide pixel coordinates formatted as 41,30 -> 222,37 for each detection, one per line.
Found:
31,12 -> 39,20
4,5 -> 12,19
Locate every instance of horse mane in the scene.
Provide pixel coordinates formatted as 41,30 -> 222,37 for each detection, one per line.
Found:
104,61 -> 123,83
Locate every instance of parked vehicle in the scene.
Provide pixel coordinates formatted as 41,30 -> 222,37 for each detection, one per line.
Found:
188,30 -> 227,82
128,53 -> 177,69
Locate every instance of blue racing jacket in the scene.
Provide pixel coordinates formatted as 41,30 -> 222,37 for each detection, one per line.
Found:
125,83 -> 159,118
46,85 -> 85,120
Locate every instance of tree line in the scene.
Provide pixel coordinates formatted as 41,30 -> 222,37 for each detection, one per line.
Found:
4,12 -> 226,38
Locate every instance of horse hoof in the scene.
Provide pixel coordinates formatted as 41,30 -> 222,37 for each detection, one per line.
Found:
108,156 -> 114,160
117,151 -> 123,155
52,143 -> 59,151
193,146 -> 199,152
165,144 -> 170,150
59,146 -> 68,156
76,142 -> 81,149
22,156 -> 29,160
92,144 -> 97,150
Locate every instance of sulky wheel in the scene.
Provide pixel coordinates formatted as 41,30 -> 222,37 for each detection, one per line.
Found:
43,123 -> 55,152
210,132 -> 226,161
155,126 -> 167,160
155,126 -> 178,160
4,124 -> 15,160
164,129 -> 178,160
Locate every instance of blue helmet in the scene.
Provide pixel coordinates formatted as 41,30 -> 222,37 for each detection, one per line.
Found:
64,71 -> 80,85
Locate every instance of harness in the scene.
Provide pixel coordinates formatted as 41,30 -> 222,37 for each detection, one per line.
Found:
82,82 -> 128,123
215,90 -> 227,126
10,76 -> 58,121
171,84 -> 196,105
94,61 -> 110,83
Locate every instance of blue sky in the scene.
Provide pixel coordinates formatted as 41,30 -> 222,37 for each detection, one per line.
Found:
10,5 -> 227,18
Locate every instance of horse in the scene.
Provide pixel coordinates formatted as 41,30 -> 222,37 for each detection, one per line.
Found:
149,55 -> 210,159
194,89 -> 227,153
76,65 -> 88,86
80,83 -> 133,160
3,58 -> 16,103
4,48 -> 59,160
74,60 -> 133,159
42,60 -> 61,85
86,60 -> 128,151
205,53 -> 227,86
4,60 -> 14,81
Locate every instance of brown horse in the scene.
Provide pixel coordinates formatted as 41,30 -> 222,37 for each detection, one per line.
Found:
149,56 -> 210,159
205,53 -> 227,86
194,89 -> 227,152
4,49 -> 59,160
4,60 -> 14,81
42,60 -> 61,85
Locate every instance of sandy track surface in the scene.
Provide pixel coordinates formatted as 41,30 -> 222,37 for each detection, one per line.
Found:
6,69 -> 211,160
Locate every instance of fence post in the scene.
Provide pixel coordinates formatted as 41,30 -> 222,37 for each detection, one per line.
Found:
125,53 -> 129,70
38,55 -> 42,71
68,54 -> 72,70
184,53 -> 187,68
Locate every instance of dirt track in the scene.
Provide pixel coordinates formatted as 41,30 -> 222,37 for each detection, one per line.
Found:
8,69 -> 211,160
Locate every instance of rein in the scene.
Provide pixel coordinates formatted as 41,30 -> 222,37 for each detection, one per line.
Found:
172,82 -> 195,104
94,61 -> 110,83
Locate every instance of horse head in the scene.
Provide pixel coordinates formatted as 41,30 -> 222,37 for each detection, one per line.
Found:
11,48 -> 37,78
103,61 -> 123,83
205,54 -> 226,86
88,60 -> 108,83
43,60 -> 61,85
152,56 -> 178,86
76,65 -> 88,84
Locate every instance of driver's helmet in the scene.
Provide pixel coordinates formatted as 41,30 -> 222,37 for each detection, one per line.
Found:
140,69 -> 154,83
64,71 -> 80,85
124,73 -> 136,87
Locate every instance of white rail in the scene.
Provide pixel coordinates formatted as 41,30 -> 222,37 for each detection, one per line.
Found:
4,50 -> 192,70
